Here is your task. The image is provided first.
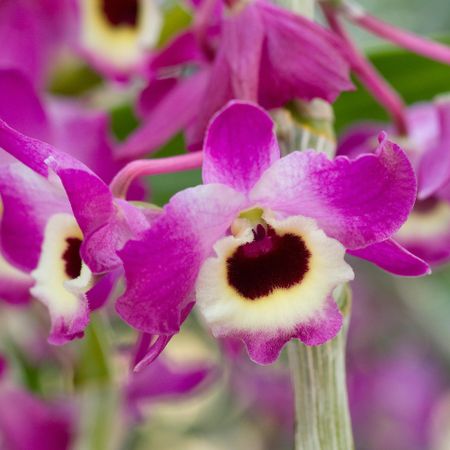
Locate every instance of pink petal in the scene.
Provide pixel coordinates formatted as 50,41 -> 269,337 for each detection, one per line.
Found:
234,298 -> 342,365
203,101 -> 280,192
348,239 -> 430,276
251,133 -> 417,249
117,70 -> 209,159
0,163 -> 68,271
116,184 -> 246,334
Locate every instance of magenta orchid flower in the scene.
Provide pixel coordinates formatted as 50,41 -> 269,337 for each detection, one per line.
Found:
116,0 -> 353,159
116,101 -> 425,365
338,98 -> 450,265
0,71 -> 153,343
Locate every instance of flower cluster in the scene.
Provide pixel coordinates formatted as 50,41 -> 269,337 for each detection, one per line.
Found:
1,0 -> 450,448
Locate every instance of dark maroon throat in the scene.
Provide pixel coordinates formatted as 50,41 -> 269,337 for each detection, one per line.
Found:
63,238 -> 83,279
227,226 -> 311,300
102,0 -> 139,27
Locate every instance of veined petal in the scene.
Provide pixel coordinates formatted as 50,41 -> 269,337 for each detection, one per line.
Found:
195,214 -> 353,364
0,163 -> 68,271
118,70 -> 209,159
30,213 -> 90,345
0,69 -> 50,142
257,0 -> 353,106
222,4 -> 264,101
251,134 -> 417,249
116,184 -> 246,334
203,101 -> 280,192
348,239 -> 430,276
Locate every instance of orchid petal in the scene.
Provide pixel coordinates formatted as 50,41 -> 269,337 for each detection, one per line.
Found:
203,101 -> 280,192
251,134 -> 416,249
348,239 -> 431,276
116,184 -> 246,334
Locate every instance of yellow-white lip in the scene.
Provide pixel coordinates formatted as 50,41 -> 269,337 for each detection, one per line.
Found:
195,212 -> 354,337
79,0 -> 162,70
31,213 -> 91,333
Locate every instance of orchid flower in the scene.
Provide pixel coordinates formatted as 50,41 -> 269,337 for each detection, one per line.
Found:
116,0 -> 353,159
338,98 -> 450,265
116,101 -> 426,365
0,71 -> 154,343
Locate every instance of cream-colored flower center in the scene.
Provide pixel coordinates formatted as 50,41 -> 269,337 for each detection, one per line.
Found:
31,213 -> 92,320
196,211 -> 354,335
79,0 -> 162,68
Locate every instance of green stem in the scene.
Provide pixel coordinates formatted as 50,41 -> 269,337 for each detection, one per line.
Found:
287,286 -> 354,450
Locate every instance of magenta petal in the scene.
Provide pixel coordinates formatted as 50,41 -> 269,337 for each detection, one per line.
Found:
236,299 -> 342,365
137,78 -> 178,117
0,388 -> 75,450
222,5 -> 263,101
203,101 -> 280,192
0,254 -> 33,305
0,118 -> 54,177
402,233 -> 450,266
0,163 -> 68,271
46,100 -> 123,185
337,123 -> 380,157
133,334 -> 174,372
0,69 -> 50,142
349,239 -> 431,276
48,304 -> 89,346
126,357 -> 215,417
257,1 -> 353,106
117,70 -> 209,159
296,297 -> 343,346
418,100 -> 450,199
150,31 -> 208,71
251,133 -> 417,249
87,269 -> 121,311
116,184 -> 245,334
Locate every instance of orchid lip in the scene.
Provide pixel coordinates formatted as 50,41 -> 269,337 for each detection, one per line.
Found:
30,213 -> 91,343
196,213 -> 354,335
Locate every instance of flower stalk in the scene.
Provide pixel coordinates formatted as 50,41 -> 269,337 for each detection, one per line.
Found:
322,4 -> 408,135
288,285 -> 354,450
110,151 -> 203,199
340,1 -> 450,66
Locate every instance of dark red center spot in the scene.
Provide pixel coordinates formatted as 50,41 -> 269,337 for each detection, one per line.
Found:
62,238 -> 82,279
227,226 -> 311,300
102,0 -> 139,27
414,196 -> 439,214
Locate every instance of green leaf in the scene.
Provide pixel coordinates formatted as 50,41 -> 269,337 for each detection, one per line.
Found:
334,38 -> 450,132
